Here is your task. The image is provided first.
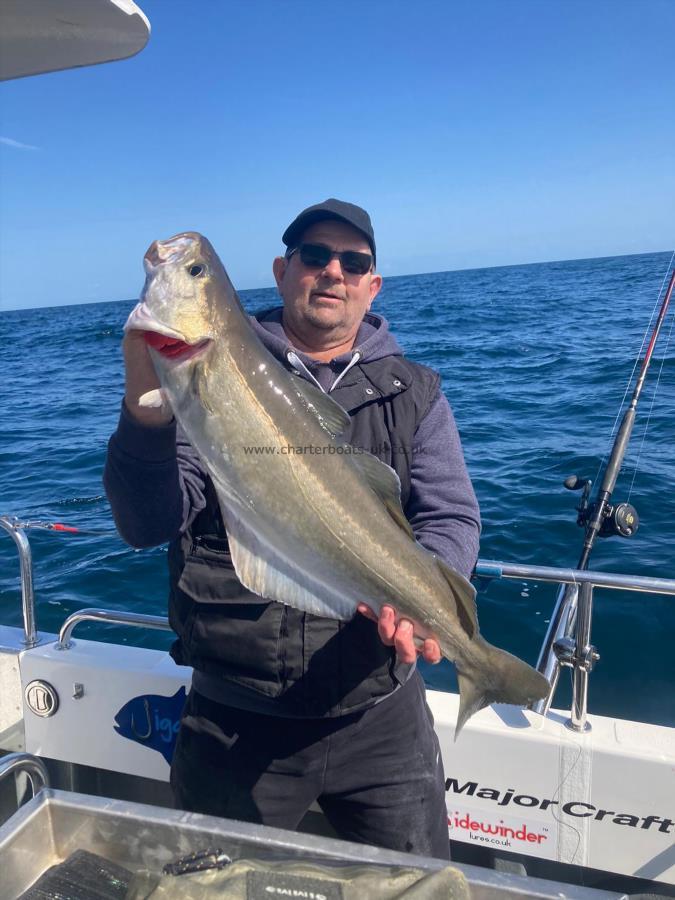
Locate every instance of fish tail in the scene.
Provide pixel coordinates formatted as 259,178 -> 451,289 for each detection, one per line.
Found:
455,646 -> 550,738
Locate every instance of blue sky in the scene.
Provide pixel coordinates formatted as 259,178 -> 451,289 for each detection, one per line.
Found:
1,0 -> 673,309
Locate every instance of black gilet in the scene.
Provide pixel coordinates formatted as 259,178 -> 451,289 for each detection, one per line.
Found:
167,353 -> 440,718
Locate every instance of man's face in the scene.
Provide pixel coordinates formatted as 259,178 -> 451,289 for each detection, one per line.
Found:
273,220 -> 382,349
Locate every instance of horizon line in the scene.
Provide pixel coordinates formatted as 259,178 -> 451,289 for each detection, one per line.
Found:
2,247 -> 672,313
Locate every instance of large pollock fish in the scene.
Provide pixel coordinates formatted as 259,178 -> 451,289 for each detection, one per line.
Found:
125,232 -> 549,734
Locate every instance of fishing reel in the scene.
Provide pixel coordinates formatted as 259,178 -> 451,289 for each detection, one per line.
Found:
564,476 -> 639,538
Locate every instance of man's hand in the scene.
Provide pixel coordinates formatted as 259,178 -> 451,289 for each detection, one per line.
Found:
357,604 -> 442,665
123,329 -> 173,427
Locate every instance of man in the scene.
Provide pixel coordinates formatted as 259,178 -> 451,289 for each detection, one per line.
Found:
104,199 -> 480,859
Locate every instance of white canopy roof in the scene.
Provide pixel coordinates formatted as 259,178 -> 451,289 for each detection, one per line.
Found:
0,0 -> 150,81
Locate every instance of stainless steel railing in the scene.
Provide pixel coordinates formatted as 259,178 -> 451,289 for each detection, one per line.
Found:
474,560 -> 675,731
3,517 -> 675,733
56,608 -> 172,649
0,516 -> 38,648
0,752 -> 50,796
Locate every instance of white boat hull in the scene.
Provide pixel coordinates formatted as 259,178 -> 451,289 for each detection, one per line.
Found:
2,625 -> 672,886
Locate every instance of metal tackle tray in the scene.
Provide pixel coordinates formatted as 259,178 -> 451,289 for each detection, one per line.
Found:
0,753 -> 623,900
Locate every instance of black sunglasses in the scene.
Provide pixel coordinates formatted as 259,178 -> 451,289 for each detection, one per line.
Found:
286,242 -> 374,276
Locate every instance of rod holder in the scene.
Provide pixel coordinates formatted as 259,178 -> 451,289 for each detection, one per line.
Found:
567,581 -> 599,732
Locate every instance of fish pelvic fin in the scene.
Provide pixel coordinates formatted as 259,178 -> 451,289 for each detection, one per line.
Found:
455,648 -> 550,739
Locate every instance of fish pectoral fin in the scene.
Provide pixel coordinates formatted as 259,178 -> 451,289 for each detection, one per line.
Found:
221,506 -> 355,621
189,366 -> 214,414
435,558 -> 478,639
292,376 -> 350,438
350,450 -> 415,540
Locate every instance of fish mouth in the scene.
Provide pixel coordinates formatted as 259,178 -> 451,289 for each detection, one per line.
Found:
124,301 -> 186,338
144,332 -> 212,361
124,301 -> 212,362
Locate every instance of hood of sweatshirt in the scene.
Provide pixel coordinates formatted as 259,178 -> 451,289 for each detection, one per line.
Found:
250,306 -> 403,390
248,307 -> 404,393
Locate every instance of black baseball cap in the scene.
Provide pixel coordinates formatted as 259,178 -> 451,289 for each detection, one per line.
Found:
282,198 -> 376,263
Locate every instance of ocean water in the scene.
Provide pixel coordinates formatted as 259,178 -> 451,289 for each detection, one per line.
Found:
1,252 -> 674,727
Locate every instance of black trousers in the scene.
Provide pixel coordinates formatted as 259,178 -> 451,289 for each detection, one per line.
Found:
170,672 -> 450,860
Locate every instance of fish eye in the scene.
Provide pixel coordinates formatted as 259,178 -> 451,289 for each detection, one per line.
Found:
188,264 -> 204,277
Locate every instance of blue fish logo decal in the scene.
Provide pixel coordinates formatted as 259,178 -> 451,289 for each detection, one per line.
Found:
113,686 -> 187,764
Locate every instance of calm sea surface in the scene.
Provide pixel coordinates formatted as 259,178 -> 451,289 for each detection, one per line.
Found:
1,252 -> 674,726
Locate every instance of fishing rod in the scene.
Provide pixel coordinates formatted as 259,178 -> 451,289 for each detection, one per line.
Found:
533,265 -> 675,720
565,267 -> 675,570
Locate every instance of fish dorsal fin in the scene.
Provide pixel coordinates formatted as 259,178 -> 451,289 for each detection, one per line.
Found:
350,450 -> 415,541
292,376 -> 350,438
435,558 -> 478,639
